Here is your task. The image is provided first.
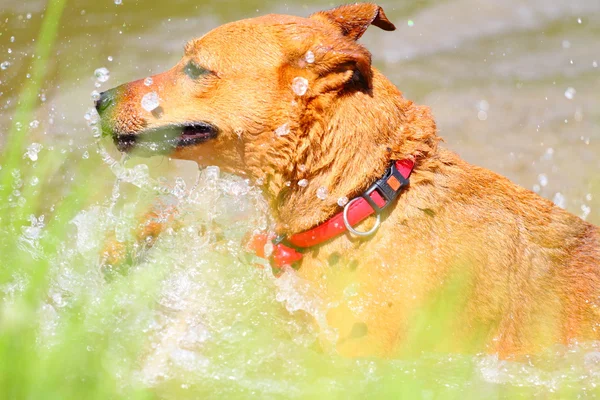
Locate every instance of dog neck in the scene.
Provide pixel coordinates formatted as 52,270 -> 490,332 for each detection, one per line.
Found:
248,71 -> 440,235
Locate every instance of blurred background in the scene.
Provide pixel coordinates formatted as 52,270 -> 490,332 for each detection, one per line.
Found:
1,0 -> 599,222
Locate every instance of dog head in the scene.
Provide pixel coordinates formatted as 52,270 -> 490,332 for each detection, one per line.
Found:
96,4 -> 395,178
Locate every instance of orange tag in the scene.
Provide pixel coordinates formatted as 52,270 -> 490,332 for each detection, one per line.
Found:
387,175 -> 401,191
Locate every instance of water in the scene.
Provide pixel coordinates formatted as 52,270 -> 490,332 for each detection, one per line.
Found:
24,142 -> 42,161
275,123 -> 290,137
291,77 -> 309,96
94,67 -> 111,83
141,91 -> 160,112
304,50 -> 315,64
316,186 -> 328,200
1,0 -> 599,398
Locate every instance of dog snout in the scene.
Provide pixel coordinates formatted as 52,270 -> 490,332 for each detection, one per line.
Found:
95,90 -> 114,114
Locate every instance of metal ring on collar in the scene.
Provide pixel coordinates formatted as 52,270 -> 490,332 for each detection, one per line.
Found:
343,197 -> 381,237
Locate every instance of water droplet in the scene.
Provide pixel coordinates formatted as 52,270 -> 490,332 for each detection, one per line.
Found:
29,120 -> 39,129
94,67 -> 110,83
292,77 -> 308,96
542,148 -> 554,160
298,179 -> 308,188
111,185 -> 121,202
84,107 -> 100,126
1,61 -> 10,70
30,176 -> 39,186
90,90 -> 100,101
538,173 -> 548,187
577,18 -> 582,24
26,13 -> 32,19
172,177 -> 187,199
553,192 -> 566,209
581,205 -> 591,220
141,92 -> 160,112
298,164 -> 306,172
478,100 -> 489,111
263,242 -> 274,257
107,56 -> 113,62
204,166 -> 220,182
564,87 -> 576,100
10,36 -> 15,43
593,61 -> 598,68
144,77 -> 153,86
343,283 -> 359,298
82,151 -> 89,159
114,0 -> 122,4
316,186 -> 328,200
337,196 -> 349,207
21,214 -> 45,241
24,143 -> 43,162
275,123 -> 290,137
586,194 -> 593,202
304,51 -> 315,64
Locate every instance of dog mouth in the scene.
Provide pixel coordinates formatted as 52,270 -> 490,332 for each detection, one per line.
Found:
114,122 -> 218,155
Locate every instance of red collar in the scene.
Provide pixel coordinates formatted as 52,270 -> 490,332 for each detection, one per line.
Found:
247,159 -> 415,271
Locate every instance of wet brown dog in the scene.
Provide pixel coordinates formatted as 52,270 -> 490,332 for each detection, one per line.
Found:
97,4 -> 600,358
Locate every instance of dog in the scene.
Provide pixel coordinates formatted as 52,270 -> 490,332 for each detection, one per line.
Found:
96,3 -> 600,358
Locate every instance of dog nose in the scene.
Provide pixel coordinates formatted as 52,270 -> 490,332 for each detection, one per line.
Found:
94,90 -> 113,113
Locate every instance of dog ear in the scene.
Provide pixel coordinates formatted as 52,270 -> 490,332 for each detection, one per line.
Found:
311,42 -> 375,91
310,4 -> 396,41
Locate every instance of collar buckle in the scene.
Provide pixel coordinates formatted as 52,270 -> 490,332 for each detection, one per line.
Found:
361,162 -> 409,214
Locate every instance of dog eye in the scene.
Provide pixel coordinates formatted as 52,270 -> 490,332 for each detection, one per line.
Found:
184,62 -> 209,80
